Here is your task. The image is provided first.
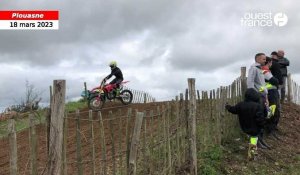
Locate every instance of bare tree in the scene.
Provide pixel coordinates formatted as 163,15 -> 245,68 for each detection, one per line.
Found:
24,80 -> 42,108
12,80 -> 43,112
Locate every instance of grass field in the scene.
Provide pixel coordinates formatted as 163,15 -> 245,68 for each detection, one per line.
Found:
0,100 -> 87,138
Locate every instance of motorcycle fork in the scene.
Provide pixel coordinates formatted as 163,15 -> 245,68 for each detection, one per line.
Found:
96,94 -> 103,101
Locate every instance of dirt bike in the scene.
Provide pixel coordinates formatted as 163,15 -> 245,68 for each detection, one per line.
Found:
82,79 -> 133,111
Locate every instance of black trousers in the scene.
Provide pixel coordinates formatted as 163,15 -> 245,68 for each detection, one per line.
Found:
265,89 -> 280,133
109,78 -> 123,87
259,94 -> 268,118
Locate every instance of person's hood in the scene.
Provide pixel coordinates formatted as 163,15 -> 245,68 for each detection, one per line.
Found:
244,88 -> 260,102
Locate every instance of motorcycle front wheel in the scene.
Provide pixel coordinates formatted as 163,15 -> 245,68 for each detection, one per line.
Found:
119,90 -> 133,105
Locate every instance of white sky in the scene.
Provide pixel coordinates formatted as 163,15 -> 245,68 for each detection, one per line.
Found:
0,0 -> 299,110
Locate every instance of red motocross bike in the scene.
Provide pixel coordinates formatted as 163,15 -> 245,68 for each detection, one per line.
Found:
82,79 -> 133,111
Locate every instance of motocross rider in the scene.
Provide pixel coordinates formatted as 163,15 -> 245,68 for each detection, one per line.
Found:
104,61 -> 124,97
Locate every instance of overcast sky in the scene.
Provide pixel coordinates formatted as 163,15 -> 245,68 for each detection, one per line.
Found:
1,0 -> 299,110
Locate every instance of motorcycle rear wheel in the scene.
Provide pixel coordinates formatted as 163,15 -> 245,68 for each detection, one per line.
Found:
88,97 -> 105,111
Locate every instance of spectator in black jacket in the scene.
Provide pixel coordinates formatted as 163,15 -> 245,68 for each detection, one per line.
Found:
225,88 -> 266,160
269,51 -> 283,133
277,50 -> 290,103
270,52 -> 283,86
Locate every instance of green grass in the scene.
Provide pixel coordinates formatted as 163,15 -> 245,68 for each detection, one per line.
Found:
285,156 -> 300,175
295,155 -> 300,161
198,146 -> 223,175
0,116 -> 31,138
287,163 -> 300,175
0,109 -> 48,138
0,120 -> 9,137
65,100 -> 87,112
0,100 -> 87,138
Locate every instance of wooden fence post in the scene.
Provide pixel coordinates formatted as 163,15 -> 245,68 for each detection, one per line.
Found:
184,89 -> 189,151
240,67 -> 247,98
98,111 -> 107,175
109,111 -> 116,175
128,112 -> 144,175
8,117 -> 18,175
162,105 -> 167,169
188,78 -> 197,175
166,103 -> 172,175
144,93 -> 147,103
118,109 -> 124,174
142,110 -> 148,174
76,110 -> 83,175
215,88 -> 222,145
202,91 -> 209,151
89,111 -> 96,175
197,90 -> 200,101
240,67 -> 246,78
48,80 -> 66,175
126,108 -> 132,174
175,96 -> 181,165
179,93 -> 185,162
84,82 -> 87,101
29,114 -> 37,175
287,73 -> 292,103
47,85 -> 53,156
62,111 -> 68,175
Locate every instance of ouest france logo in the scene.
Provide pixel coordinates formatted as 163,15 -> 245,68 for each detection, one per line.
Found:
241,12 -> 288,27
